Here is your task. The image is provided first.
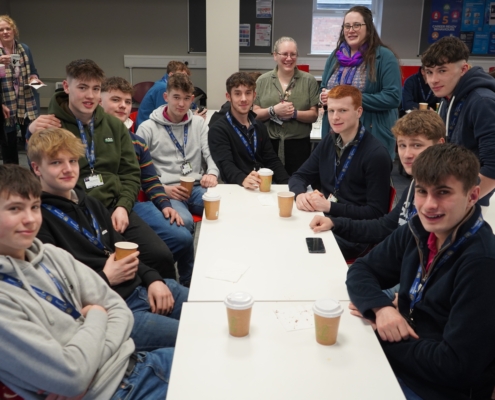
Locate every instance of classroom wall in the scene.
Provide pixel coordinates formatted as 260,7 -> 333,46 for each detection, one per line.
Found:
9,0 -> 428,107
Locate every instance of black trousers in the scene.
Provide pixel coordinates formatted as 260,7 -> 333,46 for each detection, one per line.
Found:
271,136 -> 311,176
118,209 -> 176,280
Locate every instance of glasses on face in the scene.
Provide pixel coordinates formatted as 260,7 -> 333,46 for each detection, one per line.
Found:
276,52 -> 298,59
342,23 -> 366,32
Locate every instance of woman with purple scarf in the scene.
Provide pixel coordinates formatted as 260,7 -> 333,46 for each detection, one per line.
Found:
320,6 -> 401,159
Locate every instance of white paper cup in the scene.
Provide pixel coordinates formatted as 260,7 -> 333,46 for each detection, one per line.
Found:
313,298 -> 344,345
224,292 -> 255,337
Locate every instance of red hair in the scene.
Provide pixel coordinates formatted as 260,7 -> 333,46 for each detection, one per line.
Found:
327,85 -> 362,108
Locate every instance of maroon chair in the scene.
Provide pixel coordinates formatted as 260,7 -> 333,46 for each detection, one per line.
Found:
132,81 -> 154,111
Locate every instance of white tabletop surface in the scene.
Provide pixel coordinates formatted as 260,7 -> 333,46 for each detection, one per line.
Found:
189,185 -> 349,302
167,301 -> 405,400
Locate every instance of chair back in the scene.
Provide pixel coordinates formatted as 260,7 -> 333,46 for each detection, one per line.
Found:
132,81 -> 154,104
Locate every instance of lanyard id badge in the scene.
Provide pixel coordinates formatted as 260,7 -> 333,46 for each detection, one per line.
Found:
84,174 -> 104,189
181,161 -> 193,175
328,194 -> 338,203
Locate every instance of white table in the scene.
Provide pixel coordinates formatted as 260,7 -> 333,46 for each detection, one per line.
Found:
189,185 -> 349,302
167,301 -> 405,400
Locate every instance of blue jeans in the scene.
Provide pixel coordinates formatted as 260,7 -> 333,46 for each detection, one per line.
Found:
133,201 -> 195,284
397,377 -> 424,400
170,184 -> 206,233
126,279 -> 188,351
383,283 -> 400,300
110,349 -> 173,400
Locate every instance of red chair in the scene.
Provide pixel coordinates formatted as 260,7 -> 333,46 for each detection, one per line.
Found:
132,81 -> 154,104
346,186 -> 397,265
129,111 -> 138,133
0,382 -> 23,399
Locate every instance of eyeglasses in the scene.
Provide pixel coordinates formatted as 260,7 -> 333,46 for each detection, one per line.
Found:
342,23 -> 366,31
276,52 -> 298,59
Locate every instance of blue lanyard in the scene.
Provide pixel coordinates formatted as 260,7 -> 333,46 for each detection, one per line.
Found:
409,215 -> 484,312
334,125 -> 365,193
447,100 -> 464,138
0,263 -> 81,319
417,75 -> 432,102
226,111 -> 257,161
42,204 -> 107,253
164,124 -> 188,160
77,118 -> 96,173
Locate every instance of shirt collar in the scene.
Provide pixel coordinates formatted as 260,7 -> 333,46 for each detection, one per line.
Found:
162,106 -> 189,122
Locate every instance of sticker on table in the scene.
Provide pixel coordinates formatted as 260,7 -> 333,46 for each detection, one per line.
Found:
274,305 -> 315,331
205,259 -> 250,283
257,194 -> 276,206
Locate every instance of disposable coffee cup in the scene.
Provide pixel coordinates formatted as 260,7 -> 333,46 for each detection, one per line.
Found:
202,188 -> 221,220
114,242 -> 139,261
313,298 -> 344,345
0,64 -> 5,78
258,168 -> 273,192
419,102 -> 428,110
10,54 -> 20,67
179,176 -> 195,196
278,191 -> 295,217
224,292 -> 254,337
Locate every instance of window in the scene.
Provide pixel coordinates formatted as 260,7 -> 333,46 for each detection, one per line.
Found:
311,0 -> 381,54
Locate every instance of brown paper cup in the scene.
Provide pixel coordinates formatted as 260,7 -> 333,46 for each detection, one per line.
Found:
259,175 -> 272,192
278,191 -> 295,217
179,176 -> 195,196
226,307 -> 253,337
419,103 -> 428,110
114,242 -> 138,261
314,314 -> 341,345
204,199 -> 220,220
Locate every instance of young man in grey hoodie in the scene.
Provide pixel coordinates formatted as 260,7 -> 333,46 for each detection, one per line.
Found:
0,164 -> 173,399
137,73 -> 219,231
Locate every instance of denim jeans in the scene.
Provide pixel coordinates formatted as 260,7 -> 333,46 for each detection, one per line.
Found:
397,377 -> 424,400
170,184 -> 206,232
126,279 -> 188,351
110,349 -> 174,400
133,201 -> 195,284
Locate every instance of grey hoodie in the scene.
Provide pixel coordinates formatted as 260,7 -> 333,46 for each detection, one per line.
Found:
0,239 -> 134,399
137,106 -> 219,185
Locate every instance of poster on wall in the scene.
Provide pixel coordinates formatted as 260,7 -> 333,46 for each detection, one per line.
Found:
428,0 -> 463,43
255,24 -> 271,46
240,24 -> 251,47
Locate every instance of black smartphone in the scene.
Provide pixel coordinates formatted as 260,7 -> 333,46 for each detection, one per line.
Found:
306,237 -> 326,253
197,106 -> 205,113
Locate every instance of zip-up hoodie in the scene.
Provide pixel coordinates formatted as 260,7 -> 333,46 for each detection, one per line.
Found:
136,106 -> 219,185
438,67 -> 495,205
44,91 -> 141,213
0,239 -> 134,399
347,204 -> 495,399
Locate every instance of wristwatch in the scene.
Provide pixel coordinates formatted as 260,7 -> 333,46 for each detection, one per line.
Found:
292,110 -> 298,120
269,106 -> 276,118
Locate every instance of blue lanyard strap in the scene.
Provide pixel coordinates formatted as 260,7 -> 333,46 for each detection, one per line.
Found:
334,125 -> 365,193
0,264 -> 81,319
417,75 -> 432,102
409,215 -> 484,311
77,118 -> 96,173
164,124 -> 188,160
42,204 -> 106,252
226,111 -> 257,161
447,100 -> 464,137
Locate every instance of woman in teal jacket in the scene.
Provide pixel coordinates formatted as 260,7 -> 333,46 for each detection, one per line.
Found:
320,6 -> 401,159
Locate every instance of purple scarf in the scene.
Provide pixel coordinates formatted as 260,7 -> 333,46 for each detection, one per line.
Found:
335,43 -> 365,67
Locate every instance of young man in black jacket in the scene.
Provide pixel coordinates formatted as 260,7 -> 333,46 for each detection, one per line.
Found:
28,127 -> 188,351
346,143 -> 495,400
289,84 -> 392,260
208,72 -> 289,188
310,110 -> 445,247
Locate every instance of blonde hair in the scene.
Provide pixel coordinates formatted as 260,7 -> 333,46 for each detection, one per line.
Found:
273,37 -> 297,54
0,15 -> 19,39
27,128 -> 86,164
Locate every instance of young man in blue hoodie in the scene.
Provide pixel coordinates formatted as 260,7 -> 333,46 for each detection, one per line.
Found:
0,164 -> 173,399
346,143 -> 495,400
422,36 -> 495,206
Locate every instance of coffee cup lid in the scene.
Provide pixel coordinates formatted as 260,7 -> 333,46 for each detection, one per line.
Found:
224,292 -> 254,310
114,241 -> 139,250
202,188 -> 221,201
313,298 -> 343,318
180,176 -> 195,182
258,168 -> 273,176
277,191 -> 295,198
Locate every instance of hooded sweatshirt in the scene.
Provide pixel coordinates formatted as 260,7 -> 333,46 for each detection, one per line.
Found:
438,66 -> 495,205
38,187 -> 163,299
44,91 -> 141,213
137,106 -> 219,185
0,239 -> 134,399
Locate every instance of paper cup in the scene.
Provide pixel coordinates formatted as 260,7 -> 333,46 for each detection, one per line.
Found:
419,102 -> 428,110
202,189 -> 221,220
313,298 -> 344,345
277,191 -> 295,217
224,292 -> 254,337
0,64 -> 5,78
258,168 -> 273,192
114,242 -> 138,261
10,54 -> 20,67
180,176 -> 195,196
